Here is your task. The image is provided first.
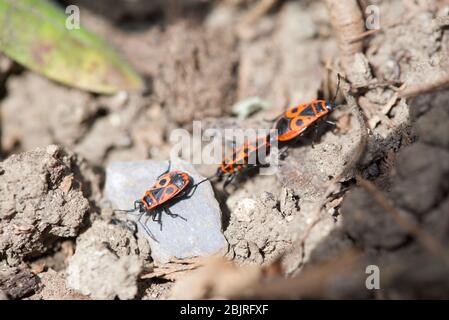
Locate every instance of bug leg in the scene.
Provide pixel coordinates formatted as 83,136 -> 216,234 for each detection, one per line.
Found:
114,200 -> 142,216
278,146 -> 290,159
164,207 -> 187,221
111,217 -> 138,234
310,125 -> 320,148
186,179 -> 206,197
177,185 -> 198,200
158,210 -> 163,231
136,211 -> 158,242
152,209 -> 163,231
181,186 -> 197,200
180,175 -> 211,200
187,183 -> 199,197
224,138 -> 237,150
223,174 -> 236,192
143,213 -> 151,226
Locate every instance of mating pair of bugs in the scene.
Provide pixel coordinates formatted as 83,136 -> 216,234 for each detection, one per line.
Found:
215,76 -> 341,188
118,78 -> 342,237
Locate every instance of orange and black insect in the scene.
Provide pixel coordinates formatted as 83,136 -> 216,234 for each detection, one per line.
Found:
215,134 -> 272,189
115,161 -> 208,240
273,75 -> 341,143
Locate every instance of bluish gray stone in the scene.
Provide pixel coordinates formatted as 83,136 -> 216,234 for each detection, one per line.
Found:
104,159 -> 227,263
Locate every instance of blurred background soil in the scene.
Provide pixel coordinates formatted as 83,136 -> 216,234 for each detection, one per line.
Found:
1,0 -> 449,299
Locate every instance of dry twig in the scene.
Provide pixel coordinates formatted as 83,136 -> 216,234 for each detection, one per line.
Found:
141,257 -> 205,281
325,0 -> 365,82
240,0 -> 280,26
398,75 -> 449,98
348,29 -> 381,44
238,249 -> 362,299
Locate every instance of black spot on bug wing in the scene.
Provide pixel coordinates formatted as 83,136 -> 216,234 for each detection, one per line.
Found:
166,187 -> 174,194
300,105 -> 315,116
275,117 -> 291,136
151,188 -> 164,200
172,174 -> 187,188
295,118 -> 304,127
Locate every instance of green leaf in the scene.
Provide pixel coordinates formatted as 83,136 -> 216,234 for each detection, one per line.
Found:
0,0 -> 144,94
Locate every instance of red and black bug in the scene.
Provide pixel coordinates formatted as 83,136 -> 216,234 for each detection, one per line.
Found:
215,134 -> 272,189
273,75 -> 341,143
115,161 -> 208,240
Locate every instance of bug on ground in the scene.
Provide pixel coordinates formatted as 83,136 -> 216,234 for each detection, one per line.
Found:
273,75 -> 341,143
215,134 -> 272,189
115,161 -> 209,240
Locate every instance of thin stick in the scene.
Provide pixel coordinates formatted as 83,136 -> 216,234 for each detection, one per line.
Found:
238,248 -> 362,299
325,0 -> 365,81
348,29 -> 381,43
241,0 -> 280,26
141,263 -> 201,280
398,75 -> 449,98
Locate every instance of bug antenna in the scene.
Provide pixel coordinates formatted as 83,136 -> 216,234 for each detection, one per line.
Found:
331,73 -> 341,103
195,172 -> 218,186
198,176 -> 212,184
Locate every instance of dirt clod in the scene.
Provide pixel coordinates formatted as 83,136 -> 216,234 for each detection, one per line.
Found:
30,269 -> 87,300
225,186 -> 294,264
143,23 -> 238,127
0,263 -> 40,299
0,145 -> 91,265
1,0 -> 449,300
67,243 -> 141,300
66,220 -> 145,299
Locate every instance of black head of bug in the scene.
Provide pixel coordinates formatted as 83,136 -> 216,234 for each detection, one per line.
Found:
215,167 -> 225,180
142,196 -> 152,209
325,101 -> 337,111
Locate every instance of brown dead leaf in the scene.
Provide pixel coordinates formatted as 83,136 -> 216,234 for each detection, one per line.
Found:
169,257 -> 263,299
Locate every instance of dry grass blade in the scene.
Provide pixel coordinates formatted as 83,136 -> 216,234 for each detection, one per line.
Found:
357,176 -> 449,268
382,83 -> 406,115
348,29 -> 381,43
239,249 -> 362,299
141,257 -> 204,281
